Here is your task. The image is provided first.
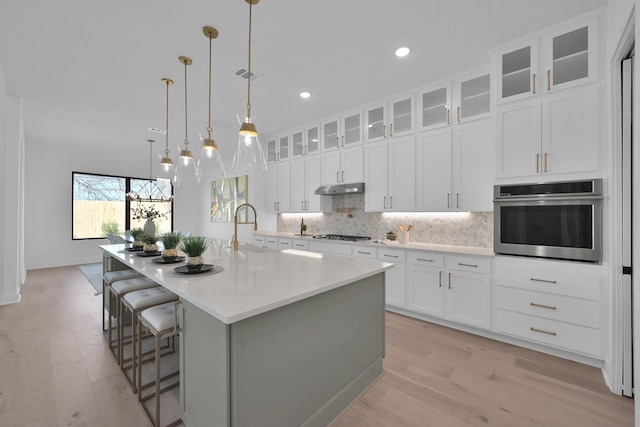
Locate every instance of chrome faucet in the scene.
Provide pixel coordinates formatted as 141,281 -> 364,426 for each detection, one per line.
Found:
233,203 -> 258,251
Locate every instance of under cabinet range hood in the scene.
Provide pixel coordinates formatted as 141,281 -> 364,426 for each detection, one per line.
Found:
314,182 -> 365,195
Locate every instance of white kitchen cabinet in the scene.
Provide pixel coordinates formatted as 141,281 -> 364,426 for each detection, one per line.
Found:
291,155 -> 325,213
254,235 -> 267,248
266,134 -> 290,164
364,93 -> 415,143
322,109 -> 363,153
452,71 -> 491,124
321,145 -> 363,185
492,256 -> 604,358
278,238 -> 293,250
415,68 -> 490,133
266,162 -> 291,212
406,252 -> 445,317
378,248 -> 406,308
264,236 -> 279,250
405,252 -> 491,329
291,239 -> 309,251
417,119 -> 493,212
496,84 -> 599,179
364,136 -> 416,212
416,82 -> 452,132
292,125 -> 322,158
494,15 -> 599,103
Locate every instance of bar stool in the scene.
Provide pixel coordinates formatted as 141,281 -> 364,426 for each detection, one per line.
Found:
109,276 -> 159,363
121,287 -> 178,392
137,301 -> 181,427
102,269 -> 143,332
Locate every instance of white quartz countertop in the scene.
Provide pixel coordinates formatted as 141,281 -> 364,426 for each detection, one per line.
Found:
100,241 -> 392,324
256,231 -> 494,257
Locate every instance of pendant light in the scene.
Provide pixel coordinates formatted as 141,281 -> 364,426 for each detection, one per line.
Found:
232,0 -> 267,174
199,25 -> 226,180
126,139 -> 174,202
174,55 -> 200,185
158,77 -> 175,181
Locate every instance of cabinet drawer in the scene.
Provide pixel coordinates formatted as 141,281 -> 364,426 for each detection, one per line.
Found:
445,255 -> 490,274
407,251 -> 444,267
494,309 -> 602,358
308,241 -> 352,256
291,240 -> 309,250
352,246 -> 376,259
378,248 -> 406,263
278,238 -> 293,249
495,286 -> 601,328
493,257 -> 603,300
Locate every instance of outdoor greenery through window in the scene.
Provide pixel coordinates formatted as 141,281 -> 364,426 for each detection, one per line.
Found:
72,172 -> 173,240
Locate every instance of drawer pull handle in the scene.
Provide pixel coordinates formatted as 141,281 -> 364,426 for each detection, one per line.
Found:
417,258 -> 433,262
295,244 -> 304,247
530,277 -> 557,284
438,271 -> 442,288
458,263 -> 478,268
384,254 -> 399,258
357,251 -> 371,255
530,302 -> 556,310
530,327 -> 556,336
448,272 -> 452,289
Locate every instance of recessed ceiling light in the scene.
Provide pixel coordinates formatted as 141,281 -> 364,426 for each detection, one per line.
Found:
395,47 -> 410,57
300,91 -> 311,99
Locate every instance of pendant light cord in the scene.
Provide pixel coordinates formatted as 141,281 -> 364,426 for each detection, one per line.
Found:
246,1 -> 253,121
165,80 -> 170,156
208,34 -> 213,137
183,59 -> 189,147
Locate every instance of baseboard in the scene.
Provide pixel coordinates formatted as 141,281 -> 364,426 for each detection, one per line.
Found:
0,293 -> 21,305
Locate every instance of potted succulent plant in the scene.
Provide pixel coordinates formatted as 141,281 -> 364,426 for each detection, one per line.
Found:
178,236 -> 209,271
140,232 -> 159,254
386,230 -> 396,241
161,232 -> 182,262
130,228 -> 145,250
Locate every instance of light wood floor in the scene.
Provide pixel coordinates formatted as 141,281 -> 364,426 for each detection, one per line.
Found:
0,265 -> 634,426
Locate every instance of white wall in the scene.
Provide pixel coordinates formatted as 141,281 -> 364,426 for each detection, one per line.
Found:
0,63 -> 26,304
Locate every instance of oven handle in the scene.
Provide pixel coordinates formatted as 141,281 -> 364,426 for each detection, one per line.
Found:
493,195 -> 603,202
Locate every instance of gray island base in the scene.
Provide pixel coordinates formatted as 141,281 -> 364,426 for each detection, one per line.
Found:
180,272 -> 385,427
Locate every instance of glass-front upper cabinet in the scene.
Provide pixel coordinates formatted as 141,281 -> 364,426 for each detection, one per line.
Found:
323,110 -> 362,152
278,134 -> 290,161
306,125 -> 321,156
364,94 -> 414,143
417,83 -> 451,132
457,73 -> 491,122
494,15 -> 598,103
266,138 -> 278,164
291,129 -> 305,158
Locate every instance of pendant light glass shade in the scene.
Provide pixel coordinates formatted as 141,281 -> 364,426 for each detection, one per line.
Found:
200,26 -> 226,180
157,78 -> 175,181
174,56 -> 200,185
233,0 -> 267,174
233,120 -> 267,174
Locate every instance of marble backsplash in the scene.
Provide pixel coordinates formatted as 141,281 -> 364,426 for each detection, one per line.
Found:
277,194 -> 493,248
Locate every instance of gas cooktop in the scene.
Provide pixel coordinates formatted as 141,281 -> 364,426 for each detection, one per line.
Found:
312,234 -> 371,242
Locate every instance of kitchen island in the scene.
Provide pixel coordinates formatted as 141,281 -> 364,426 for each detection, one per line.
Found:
100,240 -> 393,427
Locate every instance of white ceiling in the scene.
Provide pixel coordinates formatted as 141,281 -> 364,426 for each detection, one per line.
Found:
0,0 -> 608,157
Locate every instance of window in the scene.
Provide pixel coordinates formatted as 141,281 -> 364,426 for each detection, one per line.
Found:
72,172 -> 173,240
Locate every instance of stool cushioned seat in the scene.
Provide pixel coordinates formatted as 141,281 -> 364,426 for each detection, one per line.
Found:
111,277 -> 158,296
103,269 -> 143,285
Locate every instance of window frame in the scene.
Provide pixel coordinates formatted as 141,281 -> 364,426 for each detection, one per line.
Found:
72,171 -> 174,240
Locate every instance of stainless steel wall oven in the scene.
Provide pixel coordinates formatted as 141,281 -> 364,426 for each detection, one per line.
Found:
493,179 -> 603,263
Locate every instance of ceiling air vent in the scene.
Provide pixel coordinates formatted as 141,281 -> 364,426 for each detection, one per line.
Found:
234,67 -> 262,81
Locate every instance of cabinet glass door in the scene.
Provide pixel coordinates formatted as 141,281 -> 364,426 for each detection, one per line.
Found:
420,87 -> 449,128
460,74 -> 490,120
502,46 -> 532,99
267,139 -> 278,163
306,126 -> 320,155
391,97 -> 413,136
292,130 -> 304,157
343,112 -> 362,146
366,106 -> 386,141
323,119 -> 339,151
278,135 -> 290,161
552,26 -> 588,86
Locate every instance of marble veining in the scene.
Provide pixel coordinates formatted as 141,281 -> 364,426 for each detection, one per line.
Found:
278,194 -> 493,248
